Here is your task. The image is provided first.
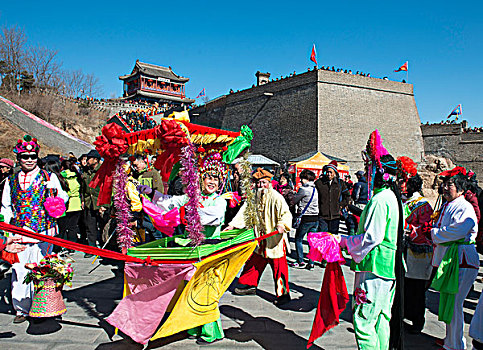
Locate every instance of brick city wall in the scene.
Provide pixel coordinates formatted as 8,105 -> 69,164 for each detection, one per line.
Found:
421,123 -> 483,179
316,70 -> 424,172
192,70 -> 319,162
191,68 -> 424,173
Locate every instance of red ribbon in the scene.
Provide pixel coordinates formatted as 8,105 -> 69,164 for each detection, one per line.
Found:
256,230 -> 279,242
0,222 -> 148,264
0,222 -> 279,265
89,123 -> 128,206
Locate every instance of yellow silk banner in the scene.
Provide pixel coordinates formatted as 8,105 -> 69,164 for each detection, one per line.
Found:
150,241 -> 257,340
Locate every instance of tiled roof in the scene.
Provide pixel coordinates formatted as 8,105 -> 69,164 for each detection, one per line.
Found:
119,61 -> 189,82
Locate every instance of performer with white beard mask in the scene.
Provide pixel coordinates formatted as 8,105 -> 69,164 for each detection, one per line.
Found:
225,167 -> 293,306
1,136 -> 68,323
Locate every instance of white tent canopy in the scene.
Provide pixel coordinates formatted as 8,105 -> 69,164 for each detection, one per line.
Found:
233,154 -> 279,168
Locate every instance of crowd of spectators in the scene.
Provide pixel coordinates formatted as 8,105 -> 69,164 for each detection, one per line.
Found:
422,121 -> 483,133
116,107 -> 161,132
319,65 -> 371,77
464,126 -> 483,133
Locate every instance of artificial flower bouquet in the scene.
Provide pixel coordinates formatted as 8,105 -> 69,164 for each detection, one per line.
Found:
24,253 -> 74,289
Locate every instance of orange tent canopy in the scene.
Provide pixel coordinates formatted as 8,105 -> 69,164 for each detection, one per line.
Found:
288,152 -> 349,189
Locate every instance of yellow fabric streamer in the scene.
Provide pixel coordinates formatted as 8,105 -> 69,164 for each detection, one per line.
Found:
150,241 -> 257,340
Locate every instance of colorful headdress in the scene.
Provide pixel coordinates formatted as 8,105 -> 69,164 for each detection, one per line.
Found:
13,135 -> 40,154
198,149 -> 228,182
396,156 -> 418,182
438,166 -> 467,178
363,130 -> 396,198
364,129 -> 389,169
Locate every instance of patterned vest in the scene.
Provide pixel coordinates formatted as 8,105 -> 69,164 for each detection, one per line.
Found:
9,170 -> 56,233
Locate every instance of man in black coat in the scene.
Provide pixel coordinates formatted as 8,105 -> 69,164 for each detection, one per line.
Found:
314,160 -> 350,234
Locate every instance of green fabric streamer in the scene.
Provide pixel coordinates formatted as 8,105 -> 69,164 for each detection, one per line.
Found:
222,125 -> 253,164
431,238 -> 474,324
168,161 -> 182,183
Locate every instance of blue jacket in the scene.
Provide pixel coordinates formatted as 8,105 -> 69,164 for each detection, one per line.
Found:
352,177 -> 368,205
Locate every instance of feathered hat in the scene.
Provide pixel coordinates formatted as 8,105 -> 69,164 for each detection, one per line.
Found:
198,149 -> 228,182
363,130 -> 397,197
13,135 -> 40,154
364,129 -> 389,169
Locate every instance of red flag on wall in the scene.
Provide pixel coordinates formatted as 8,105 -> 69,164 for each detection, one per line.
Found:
310,44 -> 318,66
394,61 -> 408,72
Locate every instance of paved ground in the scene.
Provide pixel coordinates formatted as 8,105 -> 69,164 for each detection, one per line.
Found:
0,234 -> 481,349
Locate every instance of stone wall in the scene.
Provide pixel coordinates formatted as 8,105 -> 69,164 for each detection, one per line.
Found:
192,70 -> 319,162
421,123 -> 483,179
317,70 -> 424,172
190,68 -> 424,173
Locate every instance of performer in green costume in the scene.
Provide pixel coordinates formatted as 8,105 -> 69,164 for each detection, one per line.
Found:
338,131 -> 404,350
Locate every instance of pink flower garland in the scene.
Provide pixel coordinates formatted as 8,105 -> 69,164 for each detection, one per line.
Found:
113,160 -> 135,251
180,143 -> 204,246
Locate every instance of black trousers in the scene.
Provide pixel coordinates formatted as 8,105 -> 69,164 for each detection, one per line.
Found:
404,277 -> 426,330
57,211 -> 81,244
317,217 -> 340,234
84,208 -> 106,247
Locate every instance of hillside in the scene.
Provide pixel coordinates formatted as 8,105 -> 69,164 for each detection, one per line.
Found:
2,92 -> 109,145
0,93 -> 101,157
0,116 -> 60,157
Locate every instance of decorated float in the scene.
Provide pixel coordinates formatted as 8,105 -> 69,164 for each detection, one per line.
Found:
0,111 -> 271,344
88,113 -> 265,344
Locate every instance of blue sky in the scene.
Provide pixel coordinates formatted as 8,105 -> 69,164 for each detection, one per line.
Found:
1,1 -> 482,126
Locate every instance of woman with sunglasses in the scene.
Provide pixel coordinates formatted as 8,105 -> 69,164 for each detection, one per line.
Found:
0,135 -> 68,323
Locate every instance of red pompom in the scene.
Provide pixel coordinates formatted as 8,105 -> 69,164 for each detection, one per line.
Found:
397,156 -> 418,178
222,146 -> 228,151
198,146 -> 206,153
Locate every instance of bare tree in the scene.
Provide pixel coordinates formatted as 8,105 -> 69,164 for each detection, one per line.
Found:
61,69 -> 85,98
26,45 -> 62,91
0,25 -> 27,91
82,73 -> 103,98
0,24 -> 103,99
